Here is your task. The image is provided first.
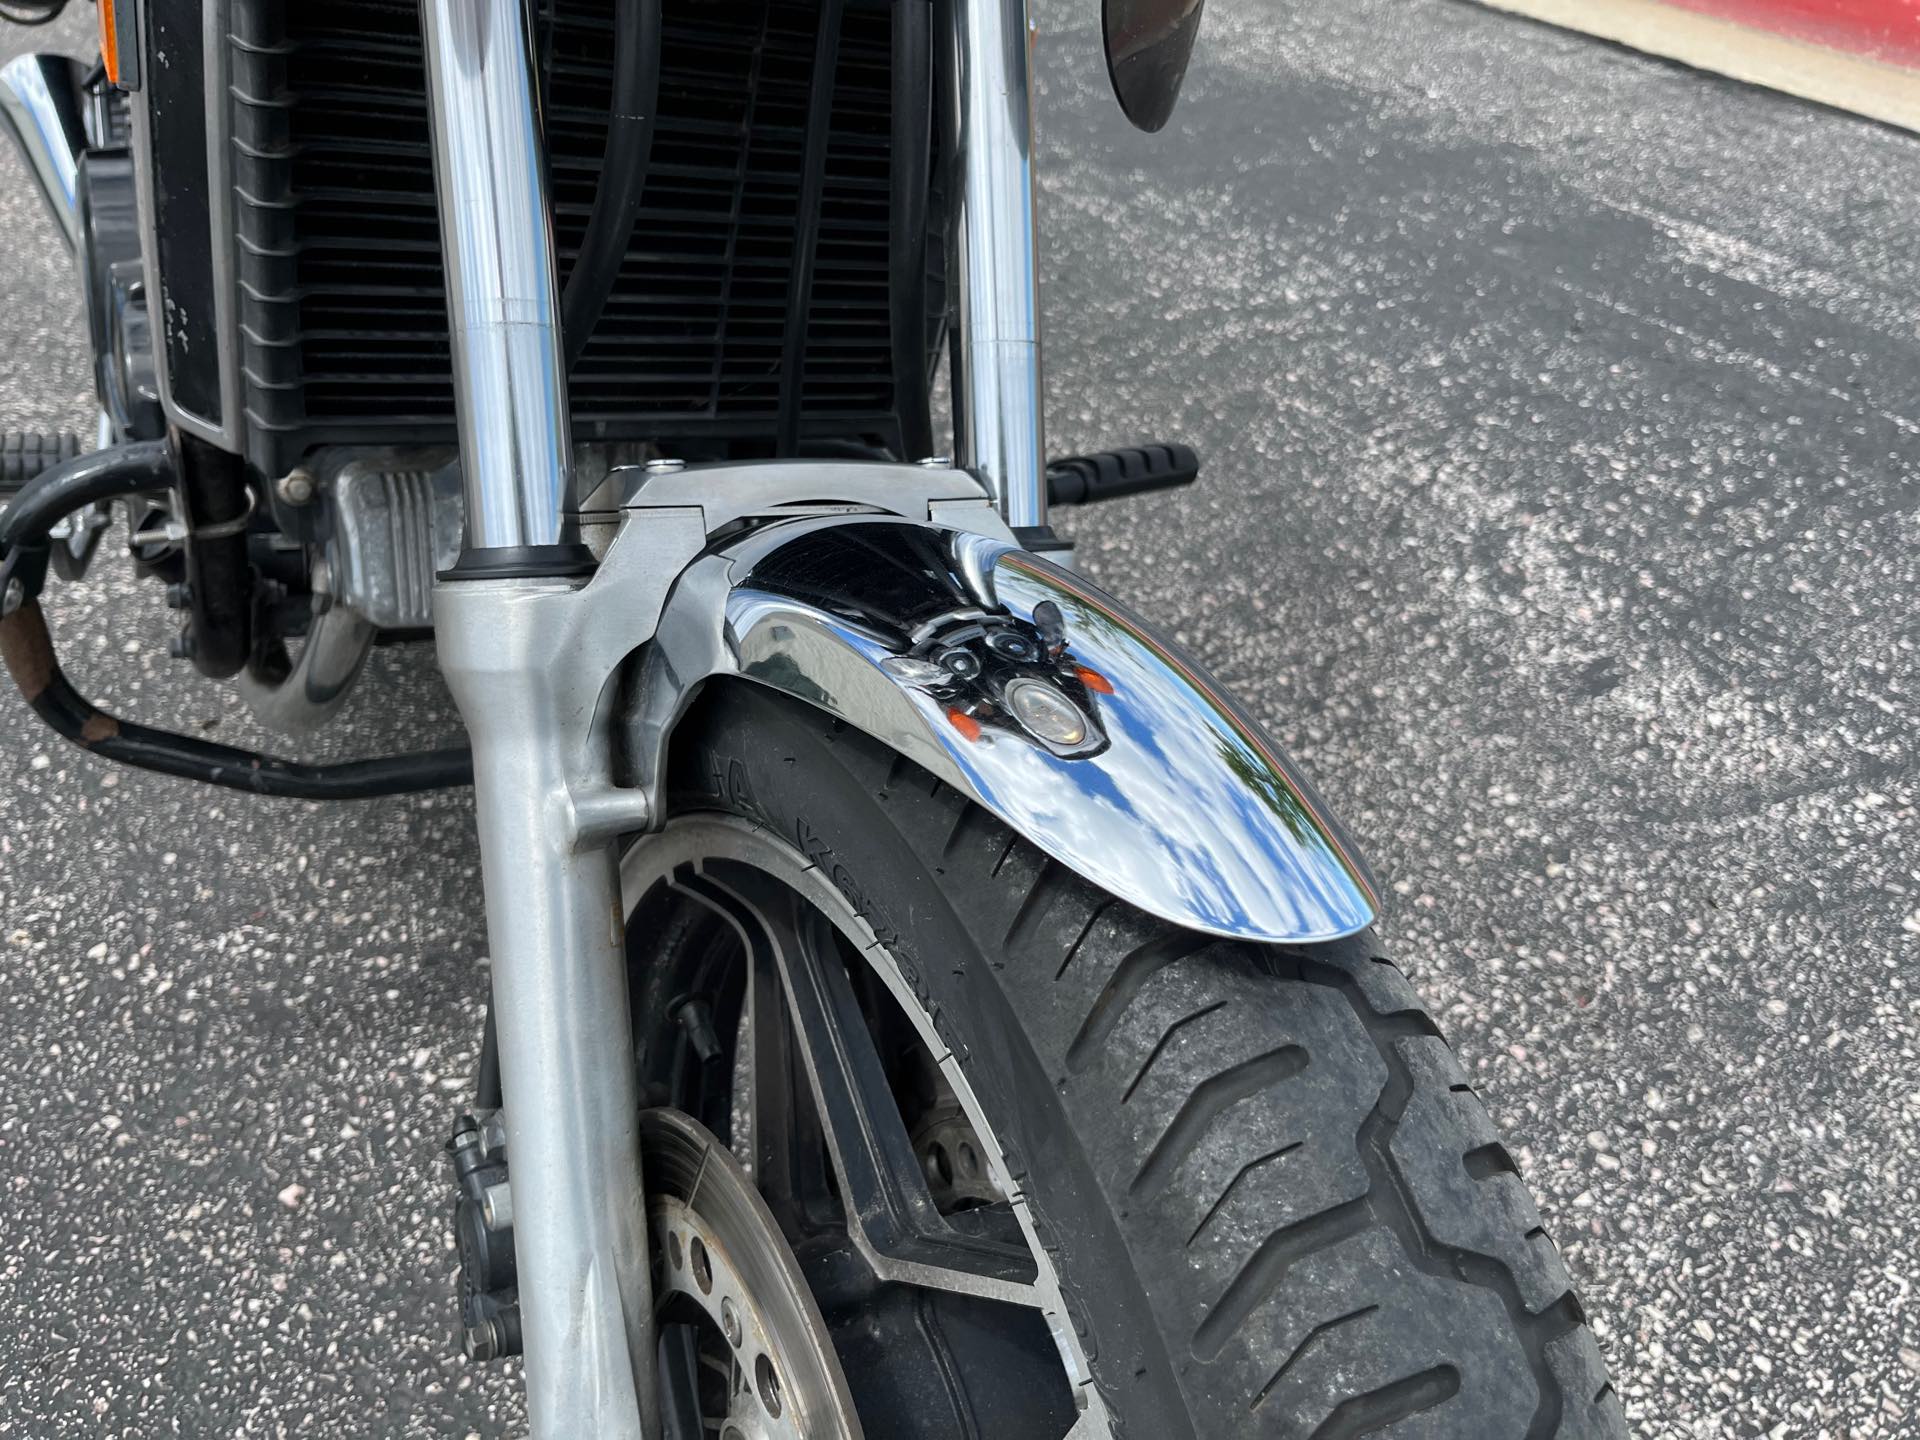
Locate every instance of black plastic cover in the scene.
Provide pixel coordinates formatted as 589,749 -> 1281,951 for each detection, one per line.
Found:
145,0 -> 222,426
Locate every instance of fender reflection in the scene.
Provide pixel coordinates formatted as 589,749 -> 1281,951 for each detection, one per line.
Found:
655,518 -> 1379,944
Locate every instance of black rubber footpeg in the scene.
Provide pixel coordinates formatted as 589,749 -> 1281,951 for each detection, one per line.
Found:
0,431 -> 83,496
1045,442 -> 1200,507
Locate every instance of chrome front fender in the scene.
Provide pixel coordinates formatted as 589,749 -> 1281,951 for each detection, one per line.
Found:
636,516 -> 1378,944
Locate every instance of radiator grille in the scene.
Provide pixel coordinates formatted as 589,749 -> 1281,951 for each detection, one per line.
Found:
244,0 -> 911,472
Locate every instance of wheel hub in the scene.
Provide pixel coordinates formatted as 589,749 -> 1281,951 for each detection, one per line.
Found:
643,1108 -> 861,1440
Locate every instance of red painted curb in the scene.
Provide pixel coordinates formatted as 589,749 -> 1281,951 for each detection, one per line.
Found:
1657,0 -> 1920,66
1475,0 -> 1920,132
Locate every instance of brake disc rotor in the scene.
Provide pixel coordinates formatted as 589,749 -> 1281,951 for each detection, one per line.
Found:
642,1108 -> 863,1440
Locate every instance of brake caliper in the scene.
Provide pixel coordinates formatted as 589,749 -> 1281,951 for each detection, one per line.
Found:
446,1112 -> 521,1362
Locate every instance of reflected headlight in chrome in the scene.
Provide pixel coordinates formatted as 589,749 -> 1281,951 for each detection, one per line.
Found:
1004,677 -> 1088,748
881,656 -> 953,688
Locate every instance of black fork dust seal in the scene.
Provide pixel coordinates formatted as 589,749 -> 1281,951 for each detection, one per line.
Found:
0,440 -> 472,799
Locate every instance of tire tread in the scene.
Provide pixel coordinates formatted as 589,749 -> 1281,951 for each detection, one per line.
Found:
683,691 -> 1624,1440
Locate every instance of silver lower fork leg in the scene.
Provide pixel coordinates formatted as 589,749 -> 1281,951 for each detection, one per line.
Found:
436,598 -> 657,1439
420,0 -> 656,1434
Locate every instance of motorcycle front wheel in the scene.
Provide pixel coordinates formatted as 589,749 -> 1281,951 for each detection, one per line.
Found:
621,683 -> 1626,1438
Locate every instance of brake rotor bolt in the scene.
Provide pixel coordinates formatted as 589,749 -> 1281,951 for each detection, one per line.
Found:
480,1180 -> 512,1232
721,1296 -> 743,1348
462,1321 -> 498,1363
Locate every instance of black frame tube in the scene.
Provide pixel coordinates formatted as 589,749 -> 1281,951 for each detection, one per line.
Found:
889,0 -> 935,460
777,0 -> 846,456
0,441 -> 472,799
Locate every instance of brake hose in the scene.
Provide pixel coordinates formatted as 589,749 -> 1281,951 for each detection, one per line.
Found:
560,0 -> 662,369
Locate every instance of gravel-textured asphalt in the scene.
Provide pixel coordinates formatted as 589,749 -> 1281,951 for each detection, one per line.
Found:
3,1 -> 1917,1436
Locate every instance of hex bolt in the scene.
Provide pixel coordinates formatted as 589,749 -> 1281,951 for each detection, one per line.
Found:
480,1180 -> 513,1233
644,456 -> 687,475
462,1321 -> 499,1363
275,467 -> 316,506
163,581 -> 192,610
167,628 -> 196,660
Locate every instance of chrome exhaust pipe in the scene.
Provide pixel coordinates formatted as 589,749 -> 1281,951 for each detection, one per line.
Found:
0,53 -> 87,254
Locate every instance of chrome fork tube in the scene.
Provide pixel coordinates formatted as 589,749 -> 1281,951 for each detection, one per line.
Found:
947,0 -> 1048,530
421,2 -> 656,1436
420,0 -> 575,555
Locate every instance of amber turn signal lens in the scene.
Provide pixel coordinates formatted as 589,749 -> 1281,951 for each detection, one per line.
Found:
1075,665 -> 1115,695
97,0 -> 123,86
947,709 -> 982,742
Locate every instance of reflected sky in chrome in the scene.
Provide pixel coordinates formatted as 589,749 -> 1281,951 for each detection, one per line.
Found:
724,523 -> 1377,943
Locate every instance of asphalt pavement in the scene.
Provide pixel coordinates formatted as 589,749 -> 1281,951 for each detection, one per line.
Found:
2,1 -> 1917,1436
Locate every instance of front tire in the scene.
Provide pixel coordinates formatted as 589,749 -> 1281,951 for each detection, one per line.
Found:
646,682 -> 1625,1438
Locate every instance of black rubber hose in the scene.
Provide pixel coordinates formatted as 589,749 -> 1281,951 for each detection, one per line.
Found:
0,441 -> 472,800
888,0 -> 935,460
560,0 -> 662,370
175,432 -> 253,680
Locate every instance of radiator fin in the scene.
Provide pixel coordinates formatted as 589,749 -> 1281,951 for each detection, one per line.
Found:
245,0 -> 909,474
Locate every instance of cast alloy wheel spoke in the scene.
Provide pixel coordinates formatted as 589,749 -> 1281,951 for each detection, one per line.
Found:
656,1324 -> 706,1440
667,863 -> 1042,1308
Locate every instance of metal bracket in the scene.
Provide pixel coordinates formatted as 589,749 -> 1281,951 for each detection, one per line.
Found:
486,460 -> 1012,846
581,456 -> 1012,546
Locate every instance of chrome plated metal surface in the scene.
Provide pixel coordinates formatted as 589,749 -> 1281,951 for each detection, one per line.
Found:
632,514 -> 1379,942
420,0 -> 574,553
946,0 -> 1048,529
0,54 -> 86,253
